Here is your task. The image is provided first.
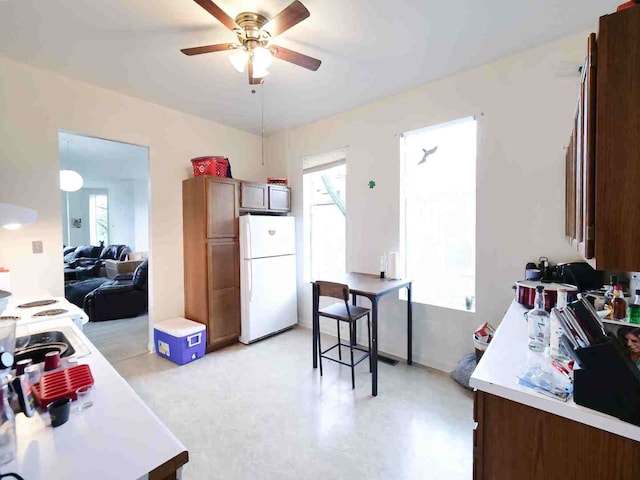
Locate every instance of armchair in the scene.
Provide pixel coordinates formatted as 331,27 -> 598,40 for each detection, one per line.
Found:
83,259 -> 148,322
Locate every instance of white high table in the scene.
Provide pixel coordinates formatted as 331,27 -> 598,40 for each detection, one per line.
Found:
2,317 -> 188,480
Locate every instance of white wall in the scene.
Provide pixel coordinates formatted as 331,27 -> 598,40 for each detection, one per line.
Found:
0,55 -> 274,323
133,180 -> 149,252
267,32 -> 590,372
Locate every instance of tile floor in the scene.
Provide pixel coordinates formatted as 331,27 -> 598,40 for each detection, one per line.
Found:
115,327 -> 473,480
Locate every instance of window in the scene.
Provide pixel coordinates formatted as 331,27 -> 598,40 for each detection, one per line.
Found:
89,193 -> 109,245
400,116 -> 477,311
303,161 -> 346,281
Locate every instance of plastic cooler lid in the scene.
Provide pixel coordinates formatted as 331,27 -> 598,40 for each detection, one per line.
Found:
154,318 -> 205,337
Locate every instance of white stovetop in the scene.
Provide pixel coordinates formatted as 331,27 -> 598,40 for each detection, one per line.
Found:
471,300 -> 640,442
2,317 -> 187,479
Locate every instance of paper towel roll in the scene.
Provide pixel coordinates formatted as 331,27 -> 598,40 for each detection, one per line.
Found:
386,252 -> 401,280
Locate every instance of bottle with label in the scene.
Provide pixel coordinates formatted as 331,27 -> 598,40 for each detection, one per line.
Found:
528,285 -> 550,353
612,285 -> 627,321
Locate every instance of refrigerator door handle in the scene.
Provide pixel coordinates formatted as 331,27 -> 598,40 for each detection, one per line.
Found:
247,261 -> 253,302
246,218 -> 252,260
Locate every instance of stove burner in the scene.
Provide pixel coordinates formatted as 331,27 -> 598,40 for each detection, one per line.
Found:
18,300 -> 58,308
32,309 -> 68,317
0,316 -> 21,321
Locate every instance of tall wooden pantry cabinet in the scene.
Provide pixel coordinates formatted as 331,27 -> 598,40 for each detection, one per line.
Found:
183,176 -> 240,351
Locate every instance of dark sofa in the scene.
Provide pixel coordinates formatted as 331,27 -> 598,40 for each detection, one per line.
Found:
83,259 -> 148,322
64,244 -> 131,280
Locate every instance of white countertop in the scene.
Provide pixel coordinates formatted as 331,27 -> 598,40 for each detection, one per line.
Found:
2,317 -> 187,479
470,300 -> 640,442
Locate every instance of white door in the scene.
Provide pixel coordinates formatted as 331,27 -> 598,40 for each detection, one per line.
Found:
245,215 -> 295,259
245,255 -> 297,341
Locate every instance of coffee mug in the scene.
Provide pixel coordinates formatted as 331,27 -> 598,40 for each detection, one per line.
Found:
47,398 -> 71,427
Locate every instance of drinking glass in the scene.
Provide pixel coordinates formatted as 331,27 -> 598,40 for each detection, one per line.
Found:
75,386 -> 94,411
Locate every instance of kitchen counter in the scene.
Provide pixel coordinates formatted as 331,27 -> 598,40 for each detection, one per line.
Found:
471,300 -> 640,479
470,300 -> 640,441
3,317 -> 188,480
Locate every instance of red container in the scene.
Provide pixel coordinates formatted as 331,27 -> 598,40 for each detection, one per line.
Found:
618,1 -> 638,11
31,364 -> 95,407
515,281 -> 578,311
191,156 -> 229,178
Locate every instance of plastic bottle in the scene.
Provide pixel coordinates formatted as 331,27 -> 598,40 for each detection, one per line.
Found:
550,290 -> 570,361
528,286 -> 550,353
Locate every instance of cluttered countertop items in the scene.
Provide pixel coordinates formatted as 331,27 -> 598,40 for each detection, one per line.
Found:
472,258 -> 640,441
0,294 -> 187,480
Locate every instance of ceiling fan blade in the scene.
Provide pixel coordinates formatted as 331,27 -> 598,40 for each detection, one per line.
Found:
263,1 -> 310,37
192,0 -> 239,31
181,43 -> 236,56
270,45 -> 321,71
248,62 -> 263,85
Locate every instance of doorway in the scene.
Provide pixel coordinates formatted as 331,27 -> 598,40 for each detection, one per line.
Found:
59,131 -> 150,364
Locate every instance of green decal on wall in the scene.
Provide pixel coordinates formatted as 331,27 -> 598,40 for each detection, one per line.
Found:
368,180 -> 376,189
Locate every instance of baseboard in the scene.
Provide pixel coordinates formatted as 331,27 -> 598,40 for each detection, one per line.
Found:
296,321 -> 455,373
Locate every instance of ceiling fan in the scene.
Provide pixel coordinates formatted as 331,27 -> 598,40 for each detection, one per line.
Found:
181,0 -> 321,84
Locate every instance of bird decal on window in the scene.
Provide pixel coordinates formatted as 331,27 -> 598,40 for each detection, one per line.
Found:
418,146 -> 438,165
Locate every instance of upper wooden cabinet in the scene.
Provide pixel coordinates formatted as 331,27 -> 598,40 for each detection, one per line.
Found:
207,177 -> 239,238
240,182 -> 268,211
240,181 -> 291,213
566,8 -> 640,271
268,185 -> 291,212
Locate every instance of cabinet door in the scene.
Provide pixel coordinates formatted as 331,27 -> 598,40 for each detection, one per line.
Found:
241,183 -> 268,210
581,33 -> 597,259
207,240 -> 240,346
268,185 -> 291,212
206,178 -> 238,239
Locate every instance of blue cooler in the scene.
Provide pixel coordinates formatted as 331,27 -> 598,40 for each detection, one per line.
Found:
154,318 -> 206,365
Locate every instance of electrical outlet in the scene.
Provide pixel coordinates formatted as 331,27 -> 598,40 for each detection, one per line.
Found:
32,241 -> 43,254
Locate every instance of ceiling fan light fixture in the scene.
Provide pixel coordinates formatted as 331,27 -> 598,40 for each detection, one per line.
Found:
229,49 -> 249,72
253,46 -> 273,71
252,66 -> 270,79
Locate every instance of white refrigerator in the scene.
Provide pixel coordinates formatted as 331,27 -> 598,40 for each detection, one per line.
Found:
239,214 -> 298,344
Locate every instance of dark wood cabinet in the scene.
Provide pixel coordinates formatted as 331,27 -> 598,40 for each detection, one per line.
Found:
183,176 -> 240,351
565,8 -> 640,271
240,181 -> 291,213
474,391 -> 640,480
268,185 -> 291,211
240,182 -> 268,211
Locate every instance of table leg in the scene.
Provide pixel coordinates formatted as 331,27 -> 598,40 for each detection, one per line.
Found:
313,283 -> 318,369
371,297 -> 379,397
407,283 -> 413,365
351,293 -> 357,346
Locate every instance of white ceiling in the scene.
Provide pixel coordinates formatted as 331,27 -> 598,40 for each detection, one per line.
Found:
59,131 -> 149,182
0,0 -> 620,134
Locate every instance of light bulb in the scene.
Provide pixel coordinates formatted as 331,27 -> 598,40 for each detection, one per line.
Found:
252,47 -> 272,71
59,170 -> 84,192
252,66 -> 270,79
229,49 -> 249,73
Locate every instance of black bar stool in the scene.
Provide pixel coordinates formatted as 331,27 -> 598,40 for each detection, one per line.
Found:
315,281 -> 371,389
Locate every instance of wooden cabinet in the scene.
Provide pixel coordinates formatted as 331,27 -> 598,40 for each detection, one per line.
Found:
183,176 -> 240,351
474,391 -> 640,480
268,185 -> 291,211
240,182 -> 268,211
240,181 -> 291,213
565,8 -> 640,271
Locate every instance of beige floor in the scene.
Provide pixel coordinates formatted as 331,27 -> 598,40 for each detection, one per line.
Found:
83,314 -> 149,364
114,327 -> 473,480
